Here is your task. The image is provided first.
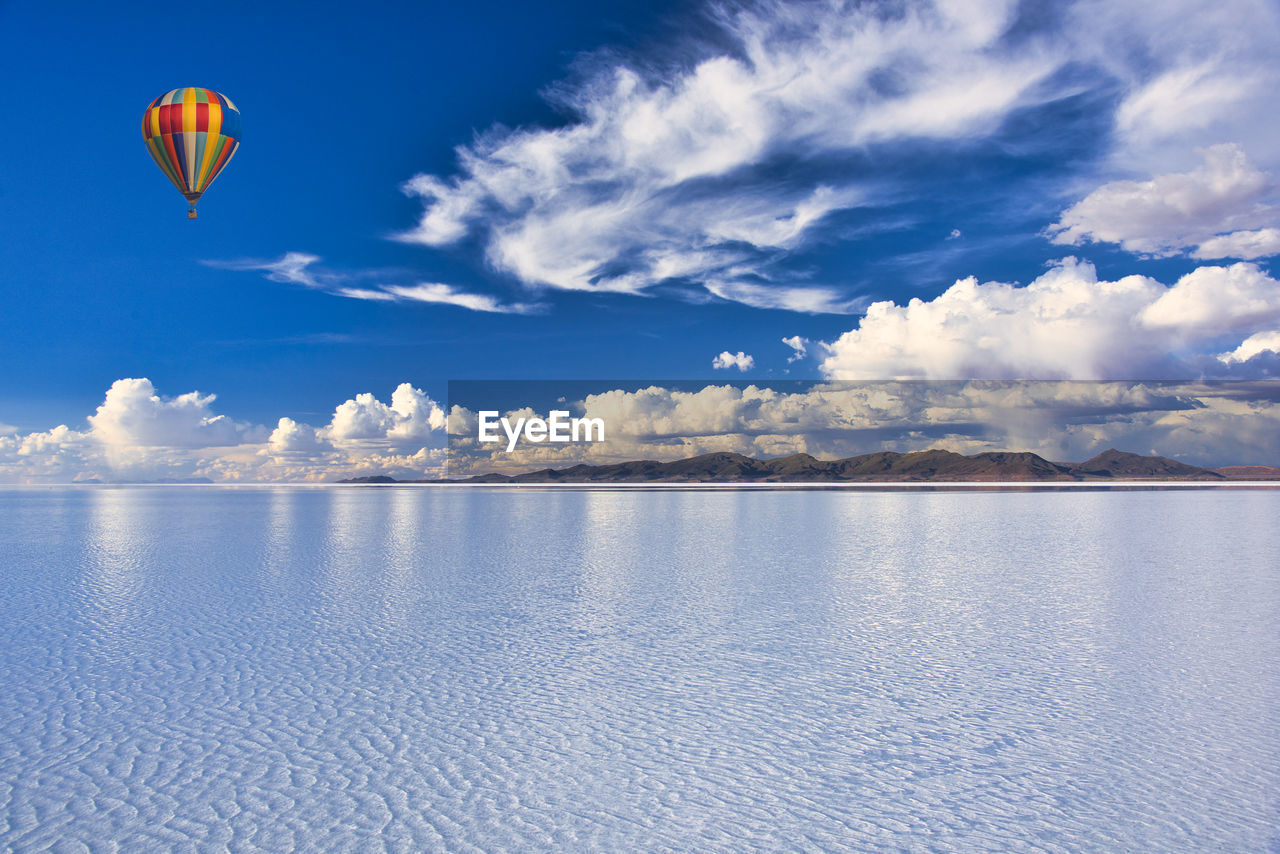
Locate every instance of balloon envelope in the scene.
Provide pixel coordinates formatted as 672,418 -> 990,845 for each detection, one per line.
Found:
142,88 -> 241,215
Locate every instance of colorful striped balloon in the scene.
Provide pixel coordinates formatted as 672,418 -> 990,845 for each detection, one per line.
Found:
142,87 -> 241,219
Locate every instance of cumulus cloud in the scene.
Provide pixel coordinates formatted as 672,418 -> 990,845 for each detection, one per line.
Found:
712,351 -> 755,371
782,336 -> 808,363
1139,264 -> 1280,336
1193,228 -> 1280,260
0,380 -> 448,484
88,379 -> 258,450
818,258 -> 1280,380
268,417 -> 328,454
1048,144 -> 1280,257
328,383 -> 445,449
1220,330 -> 1280,363
209,253 -> 534,314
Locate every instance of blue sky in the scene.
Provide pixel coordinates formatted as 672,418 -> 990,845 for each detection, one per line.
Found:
1,0 -> 703,428
2,0 -> 1280,480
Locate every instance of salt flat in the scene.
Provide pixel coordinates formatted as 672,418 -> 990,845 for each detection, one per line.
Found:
1,487 -> 1277,851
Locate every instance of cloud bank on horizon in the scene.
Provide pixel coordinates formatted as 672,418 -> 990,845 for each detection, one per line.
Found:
6,376 -> 1280,483
445,379 -> 1280,475
0,379 -> 448,484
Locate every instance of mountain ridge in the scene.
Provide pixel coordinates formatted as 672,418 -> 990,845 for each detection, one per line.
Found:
338,448 -> 1272,483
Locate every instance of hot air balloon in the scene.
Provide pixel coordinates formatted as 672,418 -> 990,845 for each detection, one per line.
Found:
141,88 -> 241,219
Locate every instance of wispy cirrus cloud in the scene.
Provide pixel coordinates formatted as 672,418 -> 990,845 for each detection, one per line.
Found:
394,0 -> 1280,316
206,253 -> 538,314
396,0 -> 1070,308
703,280 -> 867,314
1090,0 -> 1280,173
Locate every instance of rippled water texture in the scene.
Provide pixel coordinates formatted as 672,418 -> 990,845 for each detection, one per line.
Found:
2,487 -> 1278,852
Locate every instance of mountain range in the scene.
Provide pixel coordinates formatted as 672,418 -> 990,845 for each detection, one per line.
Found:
339,449 -> 1280,484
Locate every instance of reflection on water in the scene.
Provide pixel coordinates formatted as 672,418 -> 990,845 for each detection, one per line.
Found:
77,488 -> 156,649
319,487 -> 367,612
576,491 -> 631,634
0,486 -> 1277,852
377,487 -> 427,628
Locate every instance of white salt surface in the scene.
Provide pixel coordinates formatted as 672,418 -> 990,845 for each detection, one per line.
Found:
1,487 -> 1277,851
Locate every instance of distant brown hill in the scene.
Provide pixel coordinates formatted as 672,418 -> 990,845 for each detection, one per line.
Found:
339,447 -> 1280,484
333,447 -> 1269,484
1211,465 -> 1280,479
1068,448 -> 1214,479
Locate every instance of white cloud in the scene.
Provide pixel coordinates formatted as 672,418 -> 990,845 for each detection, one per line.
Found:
328,394 -> 403,441
208,252 -> 329,288
335,287 -> 398,302
381,283 -> 536,314
1114,63 -> 1261,153
1092,0 -> 1280,171
211,253 -> 533,313
268,417 -> 329,454
712,351 -> 755,371
704,280 -> 864,314
1220,330 -> 1280,363
0,425 -> 96,482
782,336 -> 809,363
1193,227 -> 1280,260
1140,263 -> 1280,337
0,380 -> 448,484
326,383 -> 446,453
88,379 -> 260,451
1048,144 -> 1280,256
819,258 -> 1280,380
397,0 -> 1065,306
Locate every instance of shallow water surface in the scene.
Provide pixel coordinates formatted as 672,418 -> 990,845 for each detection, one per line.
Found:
1,487 -> 1278,851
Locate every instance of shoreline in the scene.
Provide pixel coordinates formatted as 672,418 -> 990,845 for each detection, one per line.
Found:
7,481 -> 1280,490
